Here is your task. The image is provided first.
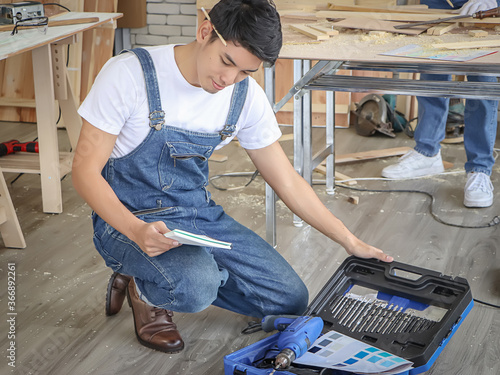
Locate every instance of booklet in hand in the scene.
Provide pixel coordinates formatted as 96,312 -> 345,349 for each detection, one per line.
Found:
164,229 -> 232,250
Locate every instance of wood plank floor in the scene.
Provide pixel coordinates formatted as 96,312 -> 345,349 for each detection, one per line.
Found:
0,120 -> 499,375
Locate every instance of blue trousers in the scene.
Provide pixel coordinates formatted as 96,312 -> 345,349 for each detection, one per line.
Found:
416,0 -> 499,175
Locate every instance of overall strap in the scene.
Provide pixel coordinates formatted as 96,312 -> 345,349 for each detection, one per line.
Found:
120,48 -> 165,131
220,77 -> 249,140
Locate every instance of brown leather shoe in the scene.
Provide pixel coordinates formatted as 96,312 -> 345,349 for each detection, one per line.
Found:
127,278 -> 184,353
105,272 -> 132,316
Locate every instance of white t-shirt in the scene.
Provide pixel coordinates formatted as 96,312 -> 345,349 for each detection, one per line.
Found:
78,45 -> 281,158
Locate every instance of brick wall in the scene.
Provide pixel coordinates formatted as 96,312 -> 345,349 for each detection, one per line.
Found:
130,0 -> 198,47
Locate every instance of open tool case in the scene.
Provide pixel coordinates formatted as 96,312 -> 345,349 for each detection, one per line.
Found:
224,256 -> 473,375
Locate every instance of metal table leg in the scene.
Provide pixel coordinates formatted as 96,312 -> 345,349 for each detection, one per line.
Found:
325,90 -> 335,194
264,63 -> 277,247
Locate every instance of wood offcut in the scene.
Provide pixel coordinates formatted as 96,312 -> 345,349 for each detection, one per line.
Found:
433,39 -> 500,49
289,24 -> 330,40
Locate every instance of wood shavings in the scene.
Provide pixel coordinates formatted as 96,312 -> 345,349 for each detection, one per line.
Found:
368,30 -> 391,38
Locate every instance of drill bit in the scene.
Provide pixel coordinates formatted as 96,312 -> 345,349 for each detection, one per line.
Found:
270,349 -> 294,375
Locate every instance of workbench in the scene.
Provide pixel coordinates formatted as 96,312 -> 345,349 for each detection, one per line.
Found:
0,11 -> 121,214
264,25 -> 500,246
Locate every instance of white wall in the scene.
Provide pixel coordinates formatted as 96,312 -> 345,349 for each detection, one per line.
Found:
130,0 -> 198,47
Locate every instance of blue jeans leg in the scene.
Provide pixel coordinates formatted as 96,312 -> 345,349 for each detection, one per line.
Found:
200,213 -> 309,318
415,74 -> 499,175
463,75 -> 498,175
92,210 -> 309,318
414,74 -> 451,157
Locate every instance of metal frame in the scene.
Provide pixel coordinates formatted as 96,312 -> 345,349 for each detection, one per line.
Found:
264,59 -> 500,247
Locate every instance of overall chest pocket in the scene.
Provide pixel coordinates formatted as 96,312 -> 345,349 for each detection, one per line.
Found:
159,141 -> 214,191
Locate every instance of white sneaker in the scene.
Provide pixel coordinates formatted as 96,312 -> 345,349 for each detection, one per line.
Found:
464,172 -> 494,208
381,149 -> 444,179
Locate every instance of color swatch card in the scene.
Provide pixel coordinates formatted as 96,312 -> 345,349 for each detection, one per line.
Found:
164,229 -> 232,249
293,330 -> 413,375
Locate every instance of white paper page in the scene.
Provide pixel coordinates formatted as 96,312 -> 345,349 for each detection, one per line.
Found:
164,229 -> 232,249
294,330 -> 413,375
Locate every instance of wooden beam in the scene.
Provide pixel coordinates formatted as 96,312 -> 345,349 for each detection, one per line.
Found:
330,17 -> 428,35
432,39 -> 500,49
315,10 -> 500,24
427,22 -> 458,35
327,4 -> 433,13
307,24 -> 339,36
469,29 -> 488,37
334,146 -> 411,164
289,24 -> 330,40
0,98 -> 36,108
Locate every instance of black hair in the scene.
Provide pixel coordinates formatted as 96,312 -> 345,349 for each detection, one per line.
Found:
207,0 -> 282,65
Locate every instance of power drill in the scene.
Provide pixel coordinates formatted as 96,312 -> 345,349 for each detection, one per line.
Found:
262,315 -> 324,374
0,139 -> 39,157
0,139 -> 18,157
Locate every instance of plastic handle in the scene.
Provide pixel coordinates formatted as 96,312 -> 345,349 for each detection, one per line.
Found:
261,315 -> 299,332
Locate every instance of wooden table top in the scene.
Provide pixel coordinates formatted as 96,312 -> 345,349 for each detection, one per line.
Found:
0,12 -> 122,60
280,22 -> 500,65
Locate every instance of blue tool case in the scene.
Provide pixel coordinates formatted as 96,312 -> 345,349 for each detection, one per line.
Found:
224,256 -> 473,375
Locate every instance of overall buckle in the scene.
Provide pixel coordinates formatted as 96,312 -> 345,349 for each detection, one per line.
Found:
149,110 -> 165,131
220,124 -> 236,140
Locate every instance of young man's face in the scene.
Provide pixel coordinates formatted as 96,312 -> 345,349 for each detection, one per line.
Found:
196,21 -> 262,94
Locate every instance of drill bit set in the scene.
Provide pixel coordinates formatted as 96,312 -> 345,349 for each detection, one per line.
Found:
305,256 -> 473,372
224,257 -> 473,375
328,293 -> 439,336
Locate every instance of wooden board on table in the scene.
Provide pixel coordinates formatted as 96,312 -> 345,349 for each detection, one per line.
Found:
427,22 -> 458,36
327,4 -> 434,13
289,24 -> 330,40
331,17 -> 429,35
317,10 -> 500,24
432,39 -> 500,49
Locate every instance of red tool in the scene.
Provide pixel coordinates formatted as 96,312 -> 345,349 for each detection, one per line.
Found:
13,141 -> 39,153
0,139 -> 19,157
0,140 -> 39,157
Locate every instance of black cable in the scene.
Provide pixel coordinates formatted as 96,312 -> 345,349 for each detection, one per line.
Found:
209,170 -> 260,191
11,16 -> 48,35
241,320 -> 263,334
473,298 -> 500,309
43,3 -> 71,12
335,184 -> 500,229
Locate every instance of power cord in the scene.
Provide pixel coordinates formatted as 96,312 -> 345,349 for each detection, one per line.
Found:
209,170 -> 260,191
43,3 -> 71,12
333,182 -> 500,229
210,168 -> 500,229
473,298 -> 500,309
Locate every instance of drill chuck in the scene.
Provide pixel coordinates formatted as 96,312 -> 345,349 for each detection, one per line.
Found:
275,348 -> 295,369
272,316 -> 324,371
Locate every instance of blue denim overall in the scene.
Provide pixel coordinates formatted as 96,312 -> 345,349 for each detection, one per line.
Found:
416,0 -> 500,175
92,48 -> 308,318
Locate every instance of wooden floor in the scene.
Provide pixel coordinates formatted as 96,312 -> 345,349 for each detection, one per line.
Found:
0,119 -> 499,375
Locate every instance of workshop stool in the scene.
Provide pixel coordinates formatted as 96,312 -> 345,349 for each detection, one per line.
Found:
0,167 -> 26,248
